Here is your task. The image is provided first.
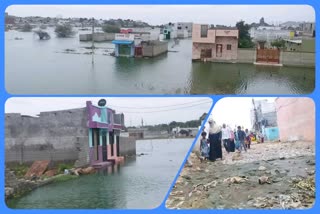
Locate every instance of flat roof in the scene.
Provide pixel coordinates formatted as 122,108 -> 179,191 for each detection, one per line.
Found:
112,40 -> 134,45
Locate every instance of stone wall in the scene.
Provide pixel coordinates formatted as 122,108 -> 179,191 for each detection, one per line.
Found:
79,33 -> 115,42
5,108 -> 136,167
5,108 -> 88,164
237,48 -> 256,63
142,41 -> 168,57
275,98 -> 315,142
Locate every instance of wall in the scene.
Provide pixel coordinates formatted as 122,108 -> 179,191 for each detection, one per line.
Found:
275,98 -> 315,142
281,51 -> 315,67
264,127 -> 279,141
118,137 -> 136,156
235,49 -> 315,67
79,33 -> 115,42
5,108 -> 88,164
192,24 -> 216,43
142,41 -> 168,57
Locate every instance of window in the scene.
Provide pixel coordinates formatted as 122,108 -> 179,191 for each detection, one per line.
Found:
227,44 -> 232,50
200,49 -> 212,58
200,25 -> 208,38
177,26 -> 182,30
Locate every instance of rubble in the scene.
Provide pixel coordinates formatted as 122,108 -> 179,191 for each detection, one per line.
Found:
166,141 -> 315,209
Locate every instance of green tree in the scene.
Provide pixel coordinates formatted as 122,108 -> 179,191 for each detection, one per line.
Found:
20,23 -> 33,32
102,24 -> 121,33
271,39 -> 285,49
236,21 -> 254,48
54,24 -> 76,38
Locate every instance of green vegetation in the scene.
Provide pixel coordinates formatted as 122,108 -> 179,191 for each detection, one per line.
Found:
102,24 -> 121,33
11,163 -> 29,178
271,39 -> 285,49
57,163 -> 74,174
236,21 -> 255,48
20,23 -> 33,32
54,24 -> 76,38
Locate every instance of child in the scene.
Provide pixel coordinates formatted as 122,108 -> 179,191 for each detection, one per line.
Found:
200,131 -> 209,160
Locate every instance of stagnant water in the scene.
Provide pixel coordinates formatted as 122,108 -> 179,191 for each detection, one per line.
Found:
7,138 -> 193,209
5,28 -> 315,95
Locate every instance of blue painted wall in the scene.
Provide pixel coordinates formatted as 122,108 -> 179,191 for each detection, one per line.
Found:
264,127 -> 279,141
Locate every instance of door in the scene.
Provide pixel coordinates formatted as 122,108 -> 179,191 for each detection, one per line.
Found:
116,135 -> 120,157
119,44 -> 131,56
92,128 -> 100,161
102,130 -> 108,161
109,131 -> 114,156
256,49 -> 280,64
135,47 -> 143,57
216,44 -> 223,57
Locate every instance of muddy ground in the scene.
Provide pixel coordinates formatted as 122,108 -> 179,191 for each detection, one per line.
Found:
166,141 -> 315,209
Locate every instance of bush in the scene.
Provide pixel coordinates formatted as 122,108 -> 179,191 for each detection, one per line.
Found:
57,163 -> 74,174
54,24 -> 76,38
102,24 -> 120,33
271,39 -> 285,49
11,164 -> 29,178
20,23 -> 33,32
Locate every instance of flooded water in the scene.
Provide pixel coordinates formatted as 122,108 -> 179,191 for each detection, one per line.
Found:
5,28 -> 314,95
8,138 -> 193,209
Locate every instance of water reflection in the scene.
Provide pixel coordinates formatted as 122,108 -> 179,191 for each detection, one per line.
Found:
5,29 -> 314,94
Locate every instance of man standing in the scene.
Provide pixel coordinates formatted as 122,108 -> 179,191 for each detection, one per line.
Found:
221,124 -> 230,153
237,126 -> 247,152
245,128 -> 251,149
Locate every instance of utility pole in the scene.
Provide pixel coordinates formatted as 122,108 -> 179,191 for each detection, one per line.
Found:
91,17 -> 95,65
252,98 -> 259,132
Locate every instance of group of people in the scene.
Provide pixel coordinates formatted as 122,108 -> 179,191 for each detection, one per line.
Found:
200,119 -> 257,162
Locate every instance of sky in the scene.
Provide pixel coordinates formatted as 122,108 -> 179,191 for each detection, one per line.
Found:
5,97 -> 213,126
208,97 -> 276,130
6,5 -> 315,26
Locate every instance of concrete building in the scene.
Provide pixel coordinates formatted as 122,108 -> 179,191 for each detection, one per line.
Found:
283,38 -> 315,53
5,100 -> 136,168
251,99 -> 277,136
192,24 -> 239,62
79,32 -> 115,42
249,27 -> 295,47
176,22 -> 193,38
112,33 -> 136,57
275,98 -> 315,142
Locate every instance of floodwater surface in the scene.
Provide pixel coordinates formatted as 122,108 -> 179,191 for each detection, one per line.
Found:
8,138 -> 193,209
5,29 -> 315,94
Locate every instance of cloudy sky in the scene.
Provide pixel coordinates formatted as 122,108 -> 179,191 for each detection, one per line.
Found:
5,97 -> 213,126
6,5 -> 315,25
208,97 -> 276,130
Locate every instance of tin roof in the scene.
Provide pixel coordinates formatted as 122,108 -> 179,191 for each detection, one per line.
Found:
112,40 -> 134,45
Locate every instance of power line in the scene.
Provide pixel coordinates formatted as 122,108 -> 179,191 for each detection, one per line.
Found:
120,101 -> 212,114
105,99 -> 211,109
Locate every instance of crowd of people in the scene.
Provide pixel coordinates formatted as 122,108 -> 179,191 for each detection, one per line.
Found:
200,119 -> 265,161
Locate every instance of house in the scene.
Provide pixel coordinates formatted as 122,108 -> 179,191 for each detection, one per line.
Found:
176,22 -> 193,38
86,101 -> 125,167
192,24 -> 239,62
112,33 -> 136,57
283,38 -> 315,53
112,32 -> 168,58
162,23 -> 177,40
275,98 -> 315,142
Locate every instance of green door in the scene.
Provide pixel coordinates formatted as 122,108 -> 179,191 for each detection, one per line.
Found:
119,44 -> 131,56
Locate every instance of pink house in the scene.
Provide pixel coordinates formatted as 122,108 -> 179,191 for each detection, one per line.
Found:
275,98 -> 315,142
192,24 -> 239,61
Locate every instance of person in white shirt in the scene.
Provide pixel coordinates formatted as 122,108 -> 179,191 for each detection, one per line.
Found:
221,124 -> 230,153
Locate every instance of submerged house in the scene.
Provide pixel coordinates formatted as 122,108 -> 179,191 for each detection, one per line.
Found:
112,32 -> 168,58
86,101 -> 125,167
192,24 -> 239,62
5,100 -> 135,169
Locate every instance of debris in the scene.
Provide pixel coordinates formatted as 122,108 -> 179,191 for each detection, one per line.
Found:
258,176 -> 271,184
25,160 -> 50,178
224,176 -> 248,184
258,166 -> 267,171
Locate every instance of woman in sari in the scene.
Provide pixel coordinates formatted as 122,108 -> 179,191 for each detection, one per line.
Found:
208,119 -> 222,161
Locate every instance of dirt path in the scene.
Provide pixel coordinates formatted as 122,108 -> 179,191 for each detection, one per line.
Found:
166,141 -> 315,209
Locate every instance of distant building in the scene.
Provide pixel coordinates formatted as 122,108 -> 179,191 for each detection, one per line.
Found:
283,38 -> 315,53
192,24 -> 239,62
275,98 -> 315,142
176,22 -> 193,38
251,99 -> 277,137
249,27 -> 294,46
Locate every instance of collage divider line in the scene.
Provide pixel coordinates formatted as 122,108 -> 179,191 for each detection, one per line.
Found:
159,97 -> 215,209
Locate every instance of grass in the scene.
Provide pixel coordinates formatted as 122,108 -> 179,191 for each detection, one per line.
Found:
57,163 -> 74,174
10,163 -> 29,178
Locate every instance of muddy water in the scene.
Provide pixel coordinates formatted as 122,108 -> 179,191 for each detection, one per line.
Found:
5,29 -> 315,95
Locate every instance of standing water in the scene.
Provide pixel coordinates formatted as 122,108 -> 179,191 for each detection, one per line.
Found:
7,138 -> 193,209
5,29 -> 314,95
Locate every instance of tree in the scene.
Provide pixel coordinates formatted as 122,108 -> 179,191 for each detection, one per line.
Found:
102,24 -> 120,33
236,21 -> 255,48
54,24 -> 76,38
271,39 -> 285,49
20,23 -> 32,32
